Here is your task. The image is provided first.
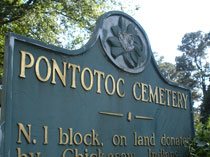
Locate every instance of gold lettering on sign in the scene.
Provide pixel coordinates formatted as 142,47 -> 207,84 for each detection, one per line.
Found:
43,126 -> 48,145
148,85 -> 158,104
18,50 -> 190,110
133,82 -> 141,101
19,51 -> 34,78
105,74 -> 116,95
17,148 -> 41,157
73,132 -> 83,145
112,134 -> 127,146
172,91 -> 178,108
17,123 -> 31,144
148,148 -> 178,157
159,87 -> 166,105
141,83 -> 148,102
51,59 -> 67,86
160,133 -> 189,146
68,63 -> 80,89
177,92 -> 183,108
165,89 -> 171,106
182,94 -> 188,109
62,148 -> 104,157
83,133 -> 92,146
59,128 -> 68,145
58,128 -> 100,146
35,56 -> 51,82
116,78 -> 125,98
81,67 -> 93,91
133,132 -> 155,146
94,70 -> 105,94
107,152 -> 135,157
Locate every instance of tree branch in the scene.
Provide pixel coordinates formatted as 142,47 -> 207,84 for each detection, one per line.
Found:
194,56 -> 202,71
0,0 -> 38,26
0,16 -> 23,26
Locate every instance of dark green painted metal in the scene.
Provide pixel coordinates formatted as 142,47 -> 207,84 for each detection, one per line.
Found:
0,11 -> 194,157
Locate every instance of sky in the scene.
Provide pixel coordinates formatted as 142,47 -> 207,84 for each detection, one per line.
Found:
131,0 -> 210,63
125,0 -> 210,107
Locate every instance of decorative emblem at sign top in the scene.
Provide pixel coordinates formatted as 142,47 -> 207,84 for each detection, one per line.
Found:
108,17 -> 145,68
101,13 -> 151,73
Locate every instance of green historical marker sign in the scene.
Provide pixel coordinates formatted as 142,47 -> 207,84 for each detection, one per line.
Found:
0,11 -> 194,157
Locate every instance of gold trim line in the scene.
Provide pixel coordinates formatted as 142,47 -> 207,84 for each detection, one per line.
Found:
99,112 -> 124,117
135,116 -> 153,120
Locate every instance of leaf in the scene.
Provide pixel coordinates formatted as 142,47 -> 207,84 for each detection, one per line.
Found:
130,51 -> 138,65
134,42 -> 143,57
204,147 -> 210,151
111,26 -> 120,37
127,24 -> 137,35
118,16 -> 126,32
108,36 -> 121,47
123,52 -> 135,68
134,35 -> 142,45
111,47 -> 125,58
196,139 -> 206,147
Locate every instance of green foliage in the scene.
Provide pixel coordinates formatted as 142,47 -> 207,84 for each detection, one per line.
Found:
0,0 -> 102,80
153,52 -> 180,85
188,116 -> 210,156
153,52 -> 187,85
153,52 -> 164,65
0,0 -> 140,84
158,62 -> 178,83
200,86 -> 210,123
1,0 -> 136,83
176,31 -> 210,101
0,0 -> 107,49
154,31 -> 210,102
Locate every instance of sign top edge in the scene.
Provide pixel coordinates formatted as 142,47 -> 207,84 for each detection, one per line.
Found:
5,11 -> 191,91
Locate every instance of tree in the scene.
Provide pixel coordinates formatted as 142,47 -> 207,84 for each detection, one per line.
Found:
153,51 -> 164,65
200,86 -> 210,123
0,0 -> 139,84
158,62 -> 179,83
153,52 -> 182,84
0,0 -> 130,83
154,52 -> 204,101
175,55 -> 201,100
176,31 -> 210,101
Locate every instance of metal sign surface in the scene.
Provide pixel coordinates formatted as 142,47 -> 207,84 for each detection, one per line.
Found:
0,11 -> 194,157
